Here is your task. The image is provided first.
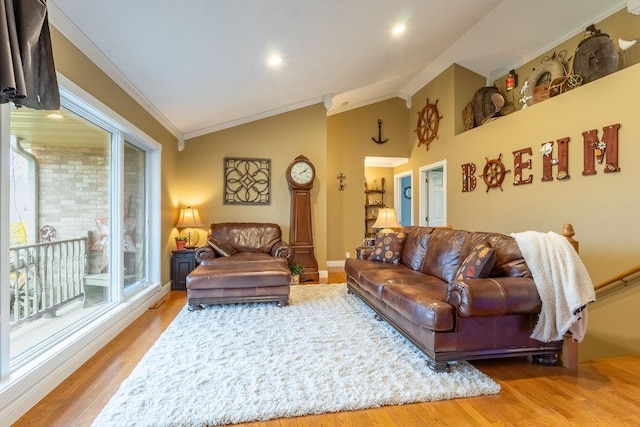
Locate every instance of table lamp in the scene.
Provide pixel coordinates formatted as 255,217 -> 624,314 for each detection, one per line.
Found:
372,208 -> 400,234
176,206 -> 204,248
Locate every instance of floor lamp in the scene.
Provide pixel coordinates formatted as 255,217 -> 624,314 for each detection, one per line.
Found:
176,206 -> 204,248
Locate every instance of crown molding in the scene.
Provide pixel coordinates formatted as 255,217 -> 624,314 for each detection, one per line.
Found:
184,97 -> 324,140
48,1 -> 182,140
326,92 -> 405,116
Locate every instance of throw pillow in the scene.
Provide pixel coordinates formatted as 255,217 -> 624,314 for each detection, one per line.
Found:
208,238 -> 237,257
368,232 -> 407,265
455,243 -> 496,280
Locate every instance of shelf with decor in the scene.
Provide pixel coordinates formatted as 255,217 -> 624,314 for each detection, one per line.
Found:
364,177 -> 385,239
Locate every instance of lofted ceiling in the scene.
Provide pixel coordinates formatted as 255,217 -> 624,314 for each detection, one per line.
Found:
48,0 -> 626,142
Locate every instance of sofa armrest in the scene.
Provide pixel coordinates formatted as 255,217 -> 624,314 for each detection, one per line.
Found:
271,241 -> 291,260
355,246 -> 374,260
194,246 -> 217,265
446,277 -> 541,317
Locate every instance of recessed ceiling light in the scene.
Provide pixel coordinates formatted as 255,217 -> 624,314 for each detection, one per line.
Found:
268,55 -> 282,67
392,24 -> 406,36
46,112 -> 64,119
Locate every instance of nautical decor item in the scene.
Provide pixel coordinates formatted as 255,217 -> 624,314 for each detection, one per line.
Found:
522,58 -> 565,107
573,25 -> 618,84
371,119 -> 388,144
481,153 -> 510,192
505,70 -> 518,91
415,98 -> 442,150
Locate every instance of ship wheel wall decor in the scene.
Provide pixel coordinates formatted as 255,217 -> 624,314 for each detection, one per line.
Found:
481,153 -> 511,192
415,98 -> 443,150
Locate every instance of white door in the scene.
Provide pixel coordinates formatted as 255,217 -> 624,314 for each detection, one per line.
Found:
427,169 -> 445,226
418,160 -> 447,227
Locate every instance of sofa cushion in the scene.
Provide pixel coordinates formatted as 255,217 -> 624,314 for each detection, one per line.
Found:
211,252 -> 289,266
345,260 -> 430,299
455,243 -> 496,280
420,228 -> 469,283
187,262 -> 290,290
382,280 -> 453,331
209,222 -> 282,254
400,226 -> 434,271
461,232 -> 531,278
368,232 -> 407,264
208,238 -> 237,257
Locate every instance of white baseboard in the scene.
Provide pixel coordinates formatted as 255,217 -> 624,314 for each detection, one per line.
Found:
0,281 -> 170,425
327,260 -> 346,268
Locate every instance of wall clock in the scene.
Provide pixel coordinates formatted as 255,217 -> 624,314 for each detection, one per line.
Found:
286,155 -> 319,282
415,98 -> 443,150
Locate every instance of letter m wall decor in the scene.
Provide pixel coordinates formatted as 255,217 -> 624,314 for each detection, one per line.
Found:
582,124 -> 620,175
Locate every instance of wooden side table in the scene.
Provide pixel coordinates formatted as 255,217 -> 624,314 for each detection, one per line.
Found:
171,249 -> 197,290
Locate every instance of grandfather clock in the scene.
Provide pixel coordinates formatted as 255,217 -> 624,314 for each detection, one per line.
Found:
286,155 -> 319,282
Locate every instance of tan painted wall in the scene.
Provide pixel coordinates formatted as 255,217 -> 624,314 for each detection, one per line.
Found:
50,27 -> 179,284
399,45 -> 640,361
453,66 -> 640,360
326,98 -> 410,260
180,104 -> 328,269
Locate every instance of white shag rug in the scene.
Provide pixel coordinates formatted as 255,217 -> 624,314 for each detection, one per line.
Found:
92,284 -> 500,426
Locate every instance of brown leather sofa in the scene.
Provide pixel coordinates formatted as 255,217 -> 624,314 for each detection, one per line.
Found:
186,222 -> 291,309
345,226 -> 562,372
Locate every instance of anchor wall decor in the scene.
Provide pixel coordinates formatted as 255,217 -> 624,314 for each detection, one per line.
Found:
371,119 -> 388,144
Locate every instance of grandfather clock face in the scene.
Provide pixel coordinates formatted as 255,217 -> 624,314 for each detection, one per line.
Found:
287,155 -> 319,282
286,155 -> 316,190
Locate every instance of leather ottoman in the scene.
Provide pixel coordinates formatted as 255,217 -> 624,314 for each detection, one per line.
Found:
186,259 -> 290,309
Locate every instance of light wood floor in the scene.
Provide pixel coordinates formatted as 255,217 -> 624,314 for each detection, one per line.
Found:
14,272 -> 640,426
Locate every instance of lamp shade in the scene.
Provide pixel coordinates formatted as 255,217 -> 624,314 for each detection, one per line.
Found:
176,207 -> 204,248
175,207 -> 204,228
372,208 -> 400,234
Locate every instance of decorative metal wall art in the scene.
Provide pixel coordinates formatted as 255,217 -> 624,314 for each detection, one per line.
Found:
224,157 -> 271,205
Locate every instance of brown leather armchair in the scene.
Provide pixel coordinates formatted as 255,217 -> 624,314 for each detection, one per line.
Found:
186,223 -> 292,309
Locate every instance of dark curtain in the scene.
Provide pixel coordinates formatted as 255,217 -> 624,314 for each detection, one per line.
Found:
0,0 -> 60,110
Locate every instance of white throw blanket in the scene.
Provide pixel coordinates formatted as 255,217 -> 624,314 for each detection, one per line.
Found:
511,231 -> 596,343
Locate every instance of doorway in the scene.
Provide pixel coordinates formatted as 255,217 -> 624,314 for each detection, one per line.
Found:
394,171 -> 413,226
418,160 -> 447,227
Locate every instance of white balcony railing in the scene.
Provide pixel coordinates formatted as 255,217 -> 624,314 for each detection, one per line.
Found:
9,238 -> 87,328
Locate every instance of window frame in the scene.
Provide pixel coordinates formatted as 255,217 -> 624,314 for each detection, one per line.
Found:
0,73 -> 162,384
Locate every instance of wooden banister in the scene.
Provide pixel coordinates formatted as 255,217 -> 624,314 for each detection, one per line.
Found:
561,223 -> 579,370
561,223 -> 578,252
594,265 -> 640,292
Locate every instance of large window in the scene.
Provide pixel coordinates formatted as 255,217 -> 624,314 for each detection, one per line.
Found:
0,78 -> 160,376
8,106 -> 111,364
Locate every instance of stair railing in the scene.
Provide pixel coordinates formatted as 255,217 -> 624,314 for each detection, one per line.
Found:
594,265 -> 640,293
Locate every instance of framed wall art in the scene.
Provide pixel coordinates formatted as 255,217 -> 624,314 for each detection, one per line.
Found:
223,157 -> 271,205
